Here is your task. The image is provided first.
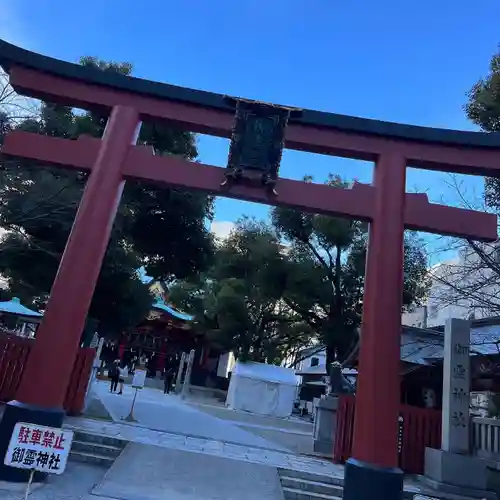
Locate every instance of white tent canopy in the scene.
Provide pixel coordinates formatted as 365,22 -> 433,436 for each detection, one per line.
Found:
226,361 -> 298,418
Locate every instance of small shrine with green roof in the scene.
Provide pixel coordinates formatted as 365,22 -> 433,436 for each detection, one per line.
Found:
0,297 -> 43,338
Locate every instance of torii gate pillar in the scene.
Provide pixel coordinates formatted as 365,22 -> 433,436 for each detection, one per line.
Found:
343,152 -> 406,499
0,106 -> 140,482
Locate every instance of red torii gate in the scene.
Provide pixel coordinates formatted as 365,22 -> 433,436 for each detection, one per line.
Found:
0,40 -> 498,499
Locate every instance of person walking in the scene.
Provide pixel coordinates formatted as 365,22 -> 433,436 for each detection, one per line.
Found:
163,355 -> 176,394
109,359 -> 120,393
117,364 -> 128,395
128,355 -> 138,375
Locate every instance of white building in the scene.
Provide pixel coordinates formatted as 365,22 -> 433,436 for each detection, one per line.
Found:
403,243 -> 500,328
294,346 -> 327,373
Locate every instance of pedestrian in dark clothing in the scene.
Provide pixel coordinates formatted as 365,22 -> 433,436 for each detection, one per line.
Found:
109,360 -> 120,393
164,356 -> 176,394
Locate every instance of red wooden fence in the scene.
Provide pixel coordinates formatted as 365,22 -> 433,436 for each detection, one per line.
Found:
0,335 -> 31,403
333,394 -> 441,474
0,334 -> 95,416
64,345 -> 95,415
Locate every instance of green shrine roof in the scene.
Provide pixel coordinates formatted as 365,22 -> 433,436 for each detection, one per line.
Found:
0,297 -> 42,317
152,300 -> 193,322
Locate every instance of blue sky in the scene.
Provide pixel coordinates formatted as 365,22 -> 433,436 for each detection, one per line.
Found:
2,0 -> 499,247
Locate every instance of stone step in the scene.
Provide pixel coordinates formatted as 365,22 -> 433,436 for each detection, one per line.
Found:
279,470 -> 423,500
410,488 -> 497,500
72,431 -> 127,449
412,475 -> 498,500
69,450 -> 115,468
71,440 -> 123,458
280,476 -> 343,497
282,486 -> 341,500
279,469 -> 344,487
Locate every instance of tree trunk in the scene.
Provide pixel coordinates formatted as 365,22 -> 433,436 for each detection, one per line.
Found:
326,343 -> 336,367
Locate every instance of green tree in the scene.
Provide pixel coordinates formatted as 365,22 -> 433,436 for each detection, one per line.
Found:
427,45 -> 500,318
173,178 -> 428,366
0,57 -> 214,336
170,219 -> 313,363
0,68 -> 37,146
271,175 -> 429,365
0,288 -> 12,303
465,46 -> 500,208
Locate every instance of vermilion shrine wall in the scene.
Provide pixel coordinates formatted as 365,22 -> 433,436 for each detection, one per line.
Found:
0,335 -> 93,415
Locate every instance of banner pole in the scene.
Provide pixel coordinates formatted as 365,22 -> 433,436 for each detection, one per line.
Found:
24,469 -> 35,500
124,388 -> 139,423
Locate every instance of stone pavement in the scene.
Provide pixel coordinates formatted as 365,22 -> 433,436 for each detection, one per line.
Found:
91,380 -> 291,452
189,401 -> 315,454
92,443 -> 284,500
61,418 -> 450,499
189,401 -> 313,433
64,415 -> 343,478
0,462 -> 107,500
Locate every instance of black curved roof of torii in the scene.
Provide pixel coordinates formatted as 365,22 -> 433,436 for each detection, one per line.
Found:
1,39 -> 500,149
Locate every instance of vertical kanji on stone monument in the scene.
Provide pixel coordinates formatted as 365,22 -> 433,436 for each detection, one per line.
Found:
441,318 -> 471,454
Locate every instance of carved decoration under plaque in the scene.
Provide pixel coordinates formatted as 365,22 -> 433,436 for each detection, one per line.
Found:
222,97 -> 302,195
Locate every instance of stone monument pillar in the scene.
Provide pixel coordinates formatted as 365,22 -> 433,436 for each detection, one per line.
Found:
424,318 -> 491,497
83,338 -> 112,420
313,394 -> 339,455
84,337 -> 104,406
175,352 -> 187,394
441,318 -> 470,455
312,363 -> 353,456
181,350 -> 195,399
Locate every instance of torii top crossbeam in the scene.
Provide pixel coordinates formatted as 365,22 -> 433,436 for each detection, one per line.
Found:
0,40 -> 498,241
1,40 -> 500,164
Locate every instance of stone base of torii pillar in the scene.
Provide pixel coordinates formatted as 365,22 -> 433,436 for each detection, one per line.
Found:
422,318 -> 494,499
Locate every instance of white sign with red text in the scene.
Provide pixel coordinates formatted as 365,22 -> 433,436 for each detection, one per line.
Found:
4,423 -> 73,475
132,368 -> 146,389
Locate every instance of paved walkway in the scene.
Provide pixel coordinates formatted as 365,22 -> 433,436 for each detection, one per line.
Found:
59,382 -> 459,499
0,386 -> 465,500
189,401 -> 313,433
91,381 -> 292,452
0,462 -> 107,500
93,444 -> 285,500
63,415 -> 440,498
65,415 -> 343,478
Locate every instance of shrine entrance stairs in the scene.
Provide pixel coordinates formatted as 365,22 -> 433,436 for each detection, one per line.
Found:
69,430 -> 127,468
